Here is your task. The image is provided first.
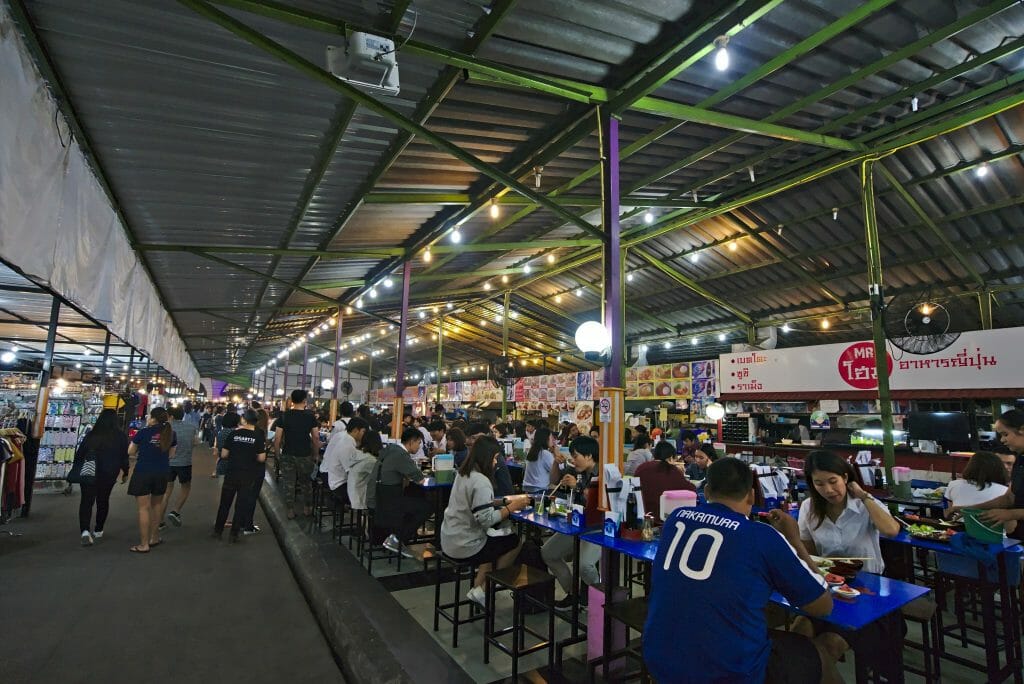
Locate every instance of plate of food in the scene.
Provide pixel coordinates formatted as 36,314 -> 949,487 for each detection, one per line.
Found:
832,584 -> 860,599
638,367 -> 654,381
824,573 -> 846,587
655,382 -> 673,397
829,560 -> 864,580
672,363 -> 690,379
639,382 -> 655,397
654,364 -> 672,380
906,522 -> 956,543
672,381 -> 690,397
810,555 -> 834,573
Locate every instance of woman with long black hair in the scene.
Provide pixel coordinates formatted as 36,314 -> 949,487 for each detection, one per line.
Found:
126,407 -> 177,553
73,408 -> 129,546
523,426 -> 555,495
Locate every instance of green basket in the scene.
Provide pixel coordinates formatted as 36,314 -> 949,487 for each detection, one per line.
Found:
963,508 -> 1004,543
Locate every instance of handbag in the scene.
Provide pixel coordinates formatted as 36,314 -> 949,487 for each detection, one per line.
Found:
68,447 -> 98,485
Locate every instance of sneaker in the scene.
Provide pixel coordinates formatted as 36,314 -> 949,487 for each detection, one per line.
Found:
242,527 -> 260,536
158,522 -> 167,531
554,595 -> 576,610
80,531 -> 93,546
93,530 -> 104,540
466,585 -> 487,609
382,535 -> 415,558
168,511 -> 182,527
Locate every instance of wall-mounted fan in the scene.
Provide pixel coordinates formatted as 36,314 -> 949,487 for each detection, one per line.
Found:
883,291 -> 960,354
489,356 -> 518,388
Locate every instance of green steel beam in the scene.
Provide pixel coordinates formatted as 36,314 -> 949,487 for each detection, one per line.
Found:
136,243 -> 403,258
628,0 -> 1013,192
188,250 -> 340,306
689,39 -> 1024,207
876,163 -> 986,288
440,0 -> 897,291
633,248 -> 754,324
362,193 -> 704,209
178,2 -> 601,239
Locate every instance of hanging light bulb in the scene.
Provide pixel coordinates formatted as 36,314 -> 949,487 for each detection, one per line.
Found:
489,198 -> 500,219
820,319 -> 831,330
911,96 -> 919,112
446,302 -> 454,310
369,288 -> 378,299
451,228 -> 462,243
976,163 -> 989,178
483,282 -> 492,291
832,207 -> 839,220
546,253 -> 556,264
691,337 -> 698,345
423,248 -> 432,263
383,277 -> 393,288
575,288 -> 583,297
555,294 -> 563,304
627,272 -> 634,282
663,341 -> 671,349
781,323 -> 791,332
510,310 -> 518,319
728,242 -> 738,252
534,165 -> 543,189
690,251 -> 700,263
713,35 -> 730,71
718,333 -> 727,342
643,211 -> 654,224
356,298 -> 364,308
523,263 -> 532,274
919,303 -> 932,316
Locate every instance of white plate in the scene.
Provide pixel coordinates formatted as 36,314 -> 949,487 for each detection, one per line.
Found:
832,586 -> 860,598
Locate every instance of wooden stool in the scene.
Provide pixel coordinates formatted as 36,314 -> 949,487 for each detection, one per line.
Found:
901,596 -> 940,683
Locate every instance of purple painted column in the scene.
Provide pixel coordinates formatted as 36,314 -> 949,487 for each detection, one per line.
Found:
601,113 -> 623,388
301,341 -> 309,390
283,351 -> 289,400
332,305 -> 343,399
393,261 -> 413,438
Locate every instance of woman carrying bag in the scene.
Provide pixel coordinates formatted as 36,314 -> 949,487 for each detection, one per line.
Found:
70,408 -> 129,546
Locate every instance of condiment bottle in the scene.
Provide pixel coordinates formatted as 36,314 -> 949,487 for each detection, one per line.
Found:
641,514 -> 654,542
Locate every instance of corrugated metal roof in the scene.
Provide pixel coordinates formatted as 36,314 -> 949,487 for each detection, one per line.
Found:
10,0 -> 1024,382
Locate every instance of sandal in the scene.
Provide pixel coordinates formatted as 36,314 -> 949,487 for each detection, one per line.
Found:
129,545 -> 150,553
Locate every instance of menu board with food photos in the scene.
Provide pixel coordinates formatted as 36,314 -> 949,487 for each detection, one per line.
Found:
626,362 -> 692,400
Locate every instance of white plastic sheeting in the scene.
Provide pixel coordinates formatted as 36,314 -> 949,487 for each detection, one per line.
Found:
0,4 -> 199,388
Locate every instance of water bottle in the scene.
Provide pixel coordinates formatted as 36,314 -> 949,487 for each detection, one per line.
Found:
873,466 -> 884,488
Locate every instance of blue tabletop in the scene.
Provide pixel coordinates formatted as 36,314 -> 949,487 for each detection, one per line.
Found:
416,478 -> 453,490
884,529 -> 1023,556
584,531 -> 931,631
506,461 -> 524,470
581,530 -> 658,562
512,510 -> 589,536
771,572 -> 930,631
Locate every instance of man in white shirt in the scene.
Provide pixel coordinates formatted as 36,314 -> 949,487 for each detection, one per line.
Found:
331,401 -> 355,436
320,417 -> 368,497
427,420 -> 447,456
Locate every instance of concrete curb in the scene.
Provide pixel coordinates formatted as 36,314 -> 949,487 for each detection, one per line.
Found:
259,477 -> 474,684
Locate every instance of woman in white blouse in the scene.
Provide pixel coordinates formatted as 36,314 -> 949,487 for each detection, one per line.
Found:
798,450 -> 900,575
943,450 -> 1016,535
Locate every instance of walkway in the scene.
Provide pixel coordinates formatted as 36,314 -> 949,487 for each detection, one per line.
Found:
0,445 -> 343,684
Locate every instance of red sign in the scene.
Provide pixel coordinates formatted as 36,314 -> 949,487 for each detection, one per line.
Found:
837,342 -> 892,390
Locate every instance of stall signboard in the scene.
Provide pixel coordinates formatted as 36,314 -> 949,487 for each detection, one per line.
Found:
720,327 -> 1023,395
623,360 -> 718,400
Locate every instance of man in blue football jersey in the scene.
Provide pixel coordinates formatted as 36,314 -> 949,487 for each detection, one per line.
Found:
644,457 -> 841,683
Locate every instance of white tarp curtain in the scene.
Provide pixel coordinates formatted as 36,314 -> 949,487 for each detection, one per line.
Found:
0,4 -> 200,389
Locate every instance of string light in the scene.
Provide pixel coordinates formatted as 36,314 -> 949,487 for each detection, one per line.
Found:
356,298 -> 364,308
369,288 -> 378,299
419,311 -> 426,319
820,319 -> 831,330
728,241 -> 738,252
626,272 -> 634,282
555,294 -> 563,303
718,333 -> 727,342
643,211 -> 654,224
423,248 -> 432,263
489,198 -> 500,219
483,282 -> 492,291
713,35 -> 730,71
576,288 -> 583,297
691,337 -> 698,345
523,263 -> 532,274
546,253 -> 556,264
781,323 -> 791,332
446,302 -> 454,310
663,341 -> 671,349
501,274 -> 510,284
690,252 -> 700,263
383,277 -> 393,288
976,163 -> 989,178
451,228 -> 462,243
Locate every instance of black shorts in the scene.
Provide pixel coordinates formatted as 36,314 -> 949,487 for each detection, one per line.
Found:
168,465 -> 193,484
446,533 -> 520,567
765,629 -> 822,684
127,471 -> 168,497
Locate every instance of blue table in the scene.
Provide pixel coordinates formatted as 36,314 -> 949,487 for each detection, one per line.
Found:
511,509 -> 594,664
582,530 -> 932,682
413,478 -> 452,544
883,530 -> 1023,682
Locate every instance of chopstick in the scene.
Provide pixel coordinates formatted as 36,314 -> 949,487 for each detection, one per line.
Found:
825,557 -> 875,562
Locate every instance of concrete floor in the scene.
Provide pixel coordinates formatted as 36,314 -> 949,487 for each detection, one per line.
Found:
0,445 -> 343,684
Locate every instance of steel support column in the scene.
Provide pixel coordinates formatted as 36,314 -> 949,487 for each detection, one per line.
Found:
393,260 -> 412,438
330,306 -> 343,423
35,297 -> 61,438
862,160 -> 896,487
978,290 -> 1002,423
501,291 -> 510,418
301,342 -> 308,390
435,316 -> 444,405
600,113 -> 624,388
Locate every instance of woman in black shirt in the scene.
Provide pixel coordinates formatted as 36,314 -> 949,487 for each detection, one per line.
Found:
74,408 -> 130,545
212,409 -> 266,543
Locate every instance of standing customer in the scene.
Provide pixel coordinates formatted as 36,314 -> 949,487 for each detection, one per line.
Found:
161,405 -> 199,528
441,435 -> 528,607
273,390 -> 321,519
213,412 -> 239,478
213,409 -> 267,543
126,407 -> 177,553
74,408 -> 129,545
